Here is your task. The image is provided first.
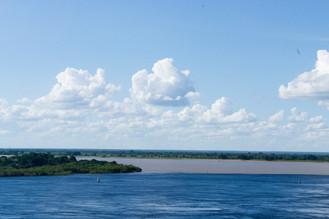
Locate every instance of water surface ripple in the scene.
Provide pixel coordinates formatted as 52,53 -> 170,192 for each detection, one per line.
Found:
0,174 -> 328,218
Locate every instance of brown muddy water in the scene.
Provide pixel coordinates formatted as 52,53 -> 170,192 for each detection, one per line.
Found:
78,156 -> 329,175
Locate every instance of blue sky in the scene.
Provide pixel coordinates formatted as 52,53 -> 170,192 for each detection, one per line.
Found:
1,0 -> 329,151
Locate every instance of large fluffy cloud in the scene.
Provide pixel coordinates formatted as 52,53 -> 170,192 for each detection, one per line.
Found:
11,68 -> 122,120
279,50 -> 329,99
131,58 -> 198,106
37,68 -> 120,108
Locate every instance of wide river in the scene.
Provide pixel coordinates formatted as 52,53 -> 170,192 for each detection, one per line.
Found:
79,156 -> 329,175
0,173 -> 328,218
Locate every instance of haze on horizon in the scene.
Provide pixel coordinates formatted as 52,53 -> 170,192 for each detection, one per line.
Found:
1,0 -> 329,152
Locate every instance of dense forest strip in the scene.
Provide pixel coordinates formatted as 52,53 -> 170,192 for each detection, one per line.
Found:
0,153 -> 142,177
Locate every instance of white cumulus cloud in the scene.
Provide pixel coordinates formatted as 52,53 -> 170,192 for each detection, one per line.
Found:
12,68 -> 122,120
177,97 -> 255,124
37,67 -> 120,108
131,58 -> 197,106
202,97 -> 255,123
279,50 -> 329,99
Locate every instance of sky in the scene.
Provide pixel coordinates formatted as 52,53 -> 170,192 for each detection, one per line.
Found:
1,0 -> 329,151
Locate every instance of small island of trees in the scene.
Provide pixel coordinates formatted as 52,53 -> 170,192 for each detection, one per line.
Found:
0,153 -> 142,177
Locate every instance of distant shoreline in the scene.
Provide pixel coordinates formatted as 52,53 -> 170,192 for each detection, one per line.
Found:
78,156 -> 329,175
2,149 -> 329,162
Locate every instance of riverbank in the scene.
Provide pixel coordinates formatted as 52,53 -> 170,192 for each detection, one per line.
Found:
78,156 -> 329,175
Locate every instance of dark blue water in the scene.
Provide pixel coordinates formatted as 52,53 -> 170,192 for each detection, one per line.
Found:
0,174 -> 329,219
